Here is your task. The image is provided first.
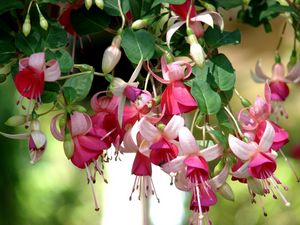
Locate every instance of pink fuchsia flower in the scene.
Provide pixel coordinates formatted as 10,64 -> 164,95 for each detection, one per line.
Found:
122,122 -> 159,202
102,35 -> 122,74
138,115 -> 185,166
167,1 -> 224,47
251,61 -> 300,102
148,56 -> 197,115
14,52 -> 61,103
228,121 -> 290,206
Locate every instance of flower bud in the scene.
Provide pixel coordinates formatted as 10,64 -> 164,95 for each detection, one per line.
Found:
63,133 -> 74,159
218,183 -> 235,201
30,120 -> 41,131
187,33 -> 205,67
5,115 -> 27,127
85,0 -> 93,10
241,97 -> 252,107
22,14 -> 31,37
247,177 -> 264,195
39,15 -> 48,30
95,0 -> 104,9
132,19 -> 148,30
102,36 -> 122,74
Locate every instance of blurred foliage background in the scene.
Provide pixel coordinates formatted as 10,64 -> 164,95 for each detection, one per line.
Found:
1,13 -> 300,225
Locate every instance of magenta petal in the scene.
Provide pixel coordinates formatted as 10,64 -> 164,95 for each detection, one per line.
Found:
269,81 -> 289,101
248,152 -> 277,179
131,151 -> 152,176
150,137 -> 178,166
184,155 -> 209,181
70,112 -> 92,136
77,135 -> 108,151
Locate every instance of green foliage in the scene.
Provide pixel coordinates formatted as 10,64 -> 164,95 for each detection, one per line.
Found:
103,0 -> 130,16
205,27 -> 241,49
0,39 -> 16,64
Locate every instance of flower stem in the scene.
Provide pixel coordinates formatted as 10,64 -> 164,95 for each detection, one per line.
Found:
117,0 -> 126,32
186,0 -> 194,29
224,106 -> 244,138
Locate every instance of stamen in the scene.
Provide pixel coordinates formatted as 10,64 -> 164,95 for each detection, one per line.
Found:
150,177 -> 160,203
93,160 -> 108,183
129,176 -> 138,201
195,185 -> 204,225
279,149 -> 300,182
85,163 -> 100,211
257,196 -> 268,216
269,176 -> 290,207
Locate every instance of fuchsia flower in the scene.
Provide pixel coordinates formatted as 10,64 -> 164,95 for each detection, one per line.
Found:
229,121 -> 290,206
139,115 -> 184,166
149,57 -> 197,115
15,52 -> 61,102
252,61 -> 300,101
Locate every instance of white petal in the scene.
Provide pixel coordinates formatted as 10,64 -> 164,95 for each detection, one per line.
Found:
228,135 -> 256,160
200,144 -> 223,161
166,21 -> 185,48
232,161 -> 250,178
251,61 -> 269,83
28,52 -> 45,71
31,131 -> 47,149
164,115 -> 185,140
117,96 -> 126,127
178,127 -> 199,155
139,117 -> 160,143
191,12 -> 214,28
128,58 -> 143,83
286,62 -> 300,83
111,77 -> 126,96
258,121 -> 275,152
208,164 -> 229,190
44,60 -> 61,81
122,126 -> 138,153
161,156 -> 186,174
0,131 -> 30,140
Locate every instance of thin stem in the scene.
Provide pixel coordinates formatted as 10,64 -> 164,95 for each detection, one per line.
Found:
190,109 -> 199,134
57,71 -> 92,80
150,76 -> 157,97
37,103 -> 57,117
276,21 -> 287,51
27,0 -> 34,14
224,106 -> 244,138
94,72 -> 106,77
279,148 -> 300,182
117,0 -> 126,32
186,0 -> 194,29
144,72 -> 151,91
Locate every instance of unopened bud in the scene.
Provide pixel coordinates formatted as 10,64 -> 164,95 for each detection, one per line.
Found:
102,36 -> 122,74
95,0 -> 104,9
39,15 -> 48,30
30,120 -> 41,131
241,97 -> 252,107
248,177 -> 264,195
85,0 -> 93,10
5,115 -> 27,127
63,133 -> 74,159
287,50 -> 297,71
59,116 -> 66,129
218,183 -> 235,201
22,14 -> 31,37
188,34 -> 205,67
132,19 -> 148,30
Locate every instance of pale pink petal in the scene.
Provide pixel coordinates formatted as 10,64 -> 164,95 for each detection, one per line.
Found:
44,60 -> 61,81
166,21 -> 185,48
117,96 -> 126,127
28,52 -> 45,72
251,61 -> 269,83
208,11 -> 224,30
286,62 -> 300,83
164,115 -> 185,140
232,161 -> 250,178
111,77 -> 127,96
147,61 -> 170,84
161,56 -> 170,81
122,123 -> 139,153
258,121 -> 275,152
19,57 -> 29,71
191,12 -> 214,28
178,126 -> 199,155
50,113 -> 64,141
90,92 -> 110,112
31,131 -> 47,149
139,117 -> 160,143
139,139 -> 151,157
70,112 -> 92,136
161,156 -> 186,174
175,169 -> 192,192
200,144 -> 223,161
208,164 -> 229,190
228,135 -> 256,160
128,58 -> 143,83
0,131 -> 30,140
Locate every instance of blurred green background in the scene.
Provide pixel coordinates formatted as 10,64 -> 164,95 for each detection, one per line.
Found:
1,15 -> 300,225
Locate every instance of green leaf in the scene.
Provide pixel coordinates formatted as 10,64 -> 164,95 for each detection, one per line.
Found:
44,23 -> 68,48
152,0 -> 185,8
63,71 -> 94,102
63,86 -> 77,104
41,82 -> 60,103
259,5 -> 298,21
191,80 -> 221,115
121,28 -> 155,64
104,0 -> 130,16
47,49 -> 73,73
15,31 -> 43,56
209,54 -> 236,91
205,27 -> 241,48
70,7 -> 110,35
129,0 -> 142,19
0,0 -> 24,15
216,0 -> 243,9
0,39 -> 16,64
209,129 -> 228,147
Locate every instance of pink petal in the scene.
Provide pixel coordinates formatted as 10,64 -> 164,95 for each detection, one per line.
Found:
258,121 -> 275,152
131,151 -> 152,176
139,117 -> 160,143
166,21 -> 185,48
251,61 -> 269,83
175,169 -> 192,192
117,96 -> 126,127
238,109 -> 258,131
44,59 -> 61,81
286,62 -> 300,83
269,81 -> 289,101
50,113 -> 65,141
200,144 -> 223,161
19,57 -> 29,71
122,124 -> 139,153
147,61 -> 170,84
178,126 -> 199,155
77,135 -> 108,151
248,152 -> 276,179
191,13 -> 214,28
164,115 -> 184,140
231,161 -> 250,179
228,135 -> 256,160
28,52 -> 45,72
31,131 -> 47,149
184,155 -> 209,181
161,156 -> 186,174
70,112 -> 92,136
208,164 -> 229,190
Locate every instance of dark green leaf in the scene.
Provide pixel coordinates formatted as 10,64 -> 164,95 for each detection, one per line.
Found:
15,31 -> 43,56
70,6 -> 110,35
41,91 -> 58,103
209,129 -> 228,147
0,0 -> 24,15
63,71 -> 94,102
0,39 -> 16,64
152,0 -> 185,8
205,27 -> 241,48
63,86 -> 77,104
44,23 -> 68,48
259,5 -> 298,21
216,0 -> 243,9
129,0 -> 142,19
209,54 -> 236,91
191,80 -> 221,115
192,64 -> 209,82
121,28 -> 155,64
104,0 -> 130,16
